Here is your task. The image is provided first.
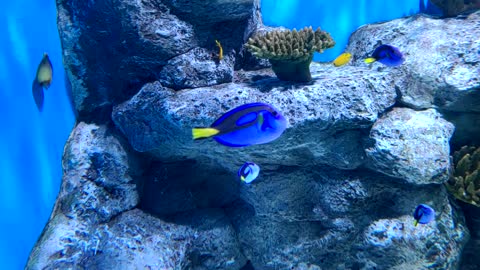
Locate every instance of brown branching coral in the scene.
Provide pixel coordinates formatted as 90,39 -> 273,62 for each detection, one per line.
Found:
431,0 -> 480,17
446,145 -> 480,206
245,26 -> 335,82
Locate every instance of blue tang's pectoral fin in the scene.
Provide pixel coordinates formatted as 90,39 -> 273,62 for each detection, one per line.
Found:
257,112 -> 272,131
32,79 -> 44,112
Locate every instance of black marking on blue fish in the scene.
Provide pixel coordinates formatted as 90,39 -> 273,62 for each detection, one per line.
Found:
211,102 -> 279,136
236,111 -> 258,126
238,162 -> 254,179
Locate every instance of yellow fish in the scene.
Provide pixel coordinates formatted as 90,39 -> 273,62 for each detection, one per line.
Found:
215,40 -> 223,61
32,53 -> 53,111
333,52 -> 352,67
35,53 -> 53,88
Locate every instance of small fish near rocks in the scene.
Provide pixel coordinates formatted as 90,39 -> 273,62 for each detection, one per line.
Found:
32,53 -> 53,111
413,204 -> 436,226
238,162 -> 260,183
364,44 -> 404,67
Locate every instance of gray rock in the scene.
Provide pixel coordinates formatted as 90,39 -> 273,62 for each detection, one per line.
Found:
227,167 -> 469,270
112,63 -> 397,172
27,208 -> 245,270
57,0 -> 261,118
158,47 -> 235,90
90,209 -> 246,270
59,122 -> 139,224
26,122 -> 139,269
365,107 -> 455,184
173,209 -> 248,270
347,11 -> 480,112
70,209 -> 195,270
26,123 -> 246,270
162,0 -> 261,48
57,0 -> 195,117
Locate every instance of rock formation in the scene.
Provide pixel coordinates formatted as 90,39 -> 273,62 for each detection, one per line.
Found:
27,1 -> 480,269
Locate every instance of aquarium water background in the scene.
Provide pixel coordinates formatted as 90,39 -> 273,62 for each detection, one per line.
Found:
0,0 -> 75,269
0,0 -> 428,268
262,0 -> 430,61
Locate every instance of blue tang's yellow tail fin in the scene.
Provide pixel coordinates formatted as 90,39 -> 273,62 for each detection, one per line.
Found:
364,57 -> 377,64
192,128 -> 220,140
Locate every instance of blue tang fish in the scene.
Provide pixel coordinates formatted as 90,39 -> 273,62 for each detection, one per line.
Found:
238,162 -> 260,183
192,102 -> 287,147
364,44 -> 404,67
413,204 -> 435,226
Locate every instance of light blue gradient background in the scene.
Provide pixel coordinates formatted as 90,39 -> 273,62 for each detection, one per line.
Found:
0,0 -> 427,269
261,0 -> 423,61
0,0 -> 75,269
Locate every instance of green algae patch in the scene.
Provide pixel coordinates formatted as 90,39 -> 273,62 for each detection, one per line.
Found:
446,145 -> 480,206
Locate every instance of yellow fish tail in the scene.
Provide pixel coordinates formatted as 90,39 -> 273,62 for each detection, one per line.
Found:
192,128 -> 220,140
215,40 -> 223,61
413,220 -> 419,227
364,57 -> 377,64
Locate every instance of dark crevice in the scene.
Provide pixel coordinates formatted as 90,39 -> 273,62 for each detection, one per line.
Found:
138,159 -> 240,219
457,201 -> 480,270
223,199 -> 256,269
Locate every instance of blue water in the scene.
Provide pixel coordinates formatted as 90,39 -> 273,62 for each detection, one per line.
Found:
0,0 -> 75,269
0,0 -> 432,269
261,0 -> 426,61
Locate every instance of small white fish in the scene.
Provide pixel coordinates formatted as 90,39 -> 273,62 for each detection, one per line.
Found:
238,162 -> 260,183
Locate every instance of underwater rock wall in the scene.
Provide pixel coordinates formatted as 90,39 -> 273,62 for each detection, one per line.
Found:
27,1 -> 480,270
57,0 -> 261,120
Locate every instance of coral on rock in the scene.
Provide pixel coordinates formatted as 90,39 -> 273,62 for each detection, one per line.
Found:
446,145 -> 480,206
245,26 -> 335,82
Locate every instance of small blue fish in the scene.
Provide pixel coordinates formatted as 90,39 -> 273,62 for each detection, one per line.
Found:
364,44 -> 404,67
413,204 -> 435,226
238,162 -> 260,183
192,103 -> 287,147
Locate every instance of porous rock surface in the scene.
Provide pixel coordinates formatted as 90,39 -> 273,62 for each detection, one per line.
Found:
228,167 -> 468,270
113,64 -> 397,171
27,123 -> 140,268
158,47 -> 236,90
366,107 -> 455,184
26,123 -> 246,270
57,0 -> 261,118
29,4 -> 480,270
347,11 -> 480,112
